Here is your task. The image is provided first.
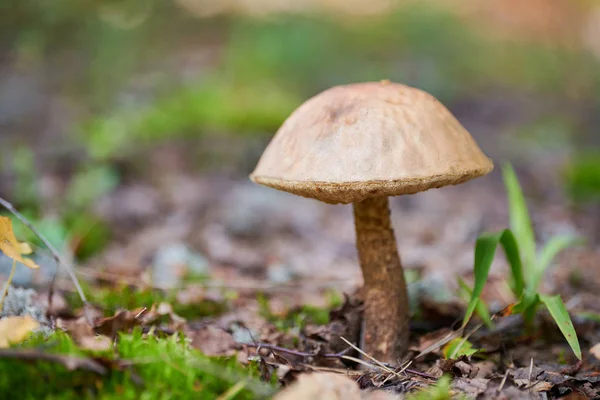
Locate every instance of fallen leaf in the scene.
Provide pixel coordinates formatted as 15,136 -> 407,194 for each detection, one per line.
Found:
189,326 -> 237,356
57,317 -> 112,352
0,216 -> 39,269
153,302 -> 186,330
429,356 -> 478,378
452,377 -> 489,398
589,343 -> 600,360
274,372 -> 361,400
94,309 -> 145,338
0,316 -> 39,347
514,378 -> 553,392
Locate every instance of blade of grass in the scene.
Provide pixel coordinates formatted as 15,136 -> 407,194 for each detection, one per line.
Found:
503,164 -> 536,275
531,235 -> 582,292
539,294 -> 581,360
457,277 -> 493,329
463,229 -> 524,326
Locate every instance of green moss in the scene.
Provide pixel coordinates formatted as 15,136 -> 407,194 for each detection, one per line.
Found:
258,289 -> 342,332
0,329 -> 276,399
67,282 -> 228,320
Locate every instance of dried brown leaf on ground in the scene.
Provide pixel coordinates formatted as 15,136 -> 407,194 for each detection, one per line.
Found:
148,302 -> 186,330
589,343 -> 600,361
188,326 -> 237,356
57,317 -> 112,352
94,308 -> 146,337
304,294 -> 362,357
429,356 -> 478,379
452,377 -> 490,398
274,372 -> 401,400
0,316 -> 39,347
509,364 -> 600,398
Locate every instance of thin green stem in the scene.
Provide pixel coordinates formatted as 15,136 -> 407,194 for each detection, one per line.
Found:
0,259 -> 17,313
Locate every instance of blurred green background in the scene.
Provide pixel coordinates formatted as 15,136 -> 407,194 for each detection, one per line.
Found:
0,0 -> 598,263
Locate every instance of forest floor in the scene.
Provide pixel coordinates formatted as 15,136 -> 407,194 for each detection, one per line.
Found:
0,132 -> 599,399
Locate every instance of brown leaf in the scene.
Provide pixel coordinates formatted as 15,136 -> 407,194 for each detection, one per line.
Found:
94,309 -> 145,337
188,326 -> 236,356
430,356 -> 478,378
513,379 -> 554,392
57,317 -> 112,352
0,316 -> 39,347
452,377 -> 489,398
305,294 -> 362,356
274,372 -> 361,400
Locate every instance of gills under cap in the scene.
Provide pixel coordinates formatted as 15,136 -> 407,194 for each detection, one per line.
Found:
251,81 -> 494,204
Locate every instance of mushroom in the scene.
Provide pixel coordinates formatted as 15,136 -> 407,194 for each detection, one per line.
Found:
250,81 -> 493,363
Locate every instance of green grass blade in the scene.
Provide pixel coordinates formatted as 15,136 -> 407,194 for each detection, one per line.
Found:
503,163 -> 536,274
463,229 -> 524,327
539,294 -> 581,360
457,277 -> 494,329
463,231 -> 503,326
531,235 -> 582,291
499,229 -> 525,297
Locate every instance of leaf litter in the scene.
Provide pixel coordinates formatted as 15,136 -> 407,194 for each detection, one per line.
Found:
0,152 -> 599,398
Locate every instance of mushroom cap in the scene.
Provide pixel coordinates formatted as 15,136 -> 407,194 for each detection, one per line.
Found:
251,81 -> 494,204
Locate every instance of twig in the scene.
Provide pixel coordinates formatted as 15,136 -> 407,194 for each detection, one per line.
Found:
414,327 -> 464,360
0,197 -> 92,325
527,357 -> 534,393
339,336 -> 402,379
247,342 -> 436,380
0,259 -> 17,312
497,369 -> 510,394
249,342 -> 350,359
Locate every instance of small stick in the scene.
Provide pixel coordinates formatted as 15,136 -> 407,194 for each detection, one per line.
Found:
0,259 -> 17,312
249,342 -> 350,359
247,342 -> 436,380
0,197 -> 92,325
497,369 -> 510,394
339,336 -> 401,378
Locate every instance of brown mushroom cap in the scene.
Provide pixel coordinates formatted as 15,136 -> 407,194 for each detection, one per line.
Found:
251,81 -> 493,204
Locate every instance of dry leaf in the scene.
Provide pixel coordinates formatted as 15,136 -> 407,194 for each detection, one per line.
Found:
589,343 -> 600,360
274,372 -> 361,400
94,309 -> 145,338
452,377 -> 489,398
57,317 -> 112,352
189,326 -> 237,356
0,316 -> 40,347
0,216 -> 39,269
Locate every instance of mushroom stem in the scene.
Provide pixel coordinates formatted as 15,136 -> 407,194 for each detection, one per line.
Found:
353,196 -> 409,363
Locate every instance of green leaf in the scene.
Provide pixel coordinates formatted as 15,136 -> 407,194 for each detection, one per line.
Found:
499,229 -> 525,297
531,235 -> 582,291
457,278 -> 493,329
443,337 -> 478,359
539,294 -> 581,360
463,229 -> 524,326
503,164 -> 536,275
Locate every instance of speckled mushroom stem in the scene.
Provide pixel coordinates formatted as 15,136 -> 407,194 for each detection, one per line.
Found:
353,196 -> 409,363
